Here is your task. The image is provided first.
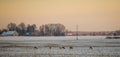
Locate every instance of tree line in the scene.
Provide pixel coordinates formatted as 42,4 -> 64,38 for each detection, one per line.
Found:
0,23 -> 66,36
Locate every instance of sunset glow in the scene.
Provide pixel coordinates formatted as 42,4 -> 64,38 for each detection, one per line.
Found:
0,0 -> 120,31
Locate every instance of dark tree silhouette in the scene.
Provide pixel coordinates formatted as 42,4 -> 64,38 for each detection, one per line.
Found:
39,23 -> 66,36
7,23 -> 17,31
27,24 -> 37,35
17,22 -> 26,36
0,29 -> 2,34
114,30 -> 120,36
1,29 -> 8,33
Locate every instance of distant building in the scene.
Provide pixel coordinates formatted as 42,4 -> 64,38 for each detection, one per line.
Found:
2,31 -> 19,36
66,32 -> 73,36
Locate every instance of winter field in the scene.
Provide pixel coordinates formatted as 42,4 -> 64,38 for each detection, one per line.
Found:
0,36 -> 120,57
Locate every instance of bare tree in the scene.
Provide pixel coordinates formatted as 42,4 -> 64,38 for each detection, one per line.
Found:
114,30 -> 120,36
7,23 -> 17,31
0,29 -> 2,34
17,22 -> 26,36
39,23 -> 66,36
18,22 -> 26,30
27,24 -> 37,35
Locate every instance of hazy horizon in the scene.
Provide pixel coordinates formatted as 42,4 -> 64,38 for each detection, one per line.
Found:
0,0 -> 120,31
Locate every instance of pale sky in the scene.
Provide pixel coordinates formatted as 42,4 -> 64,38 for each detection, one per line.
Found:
0,0 -> 120,31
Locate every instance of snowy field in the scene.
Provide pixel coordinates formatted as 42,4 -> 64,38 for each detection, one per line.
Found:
0,36 -> 120,57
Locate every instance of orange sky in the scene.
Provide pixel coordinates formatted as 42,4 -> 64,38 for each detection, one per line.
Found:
0,0 -> 120,31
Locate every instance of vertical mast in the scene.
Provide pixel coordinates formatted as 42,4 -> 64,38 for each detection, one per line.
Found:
76,25 -> 78,40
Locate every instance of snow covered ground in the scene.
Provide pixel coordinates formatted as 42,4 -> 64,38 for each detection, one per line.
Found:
0,36 -> 120,57
0,36 -> 106,40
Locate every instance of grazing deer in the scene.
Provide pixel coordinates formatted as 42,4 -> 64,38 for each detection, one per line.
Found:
49,47 -> 52,49
59,46 -> 65,49
69,47 -> 73,49
89,46 -> 93,49
34,46 -> 38,49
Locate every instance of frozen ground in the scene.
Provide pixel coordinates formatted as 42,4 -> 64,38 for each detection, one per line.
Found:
0,36 -> 120,57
